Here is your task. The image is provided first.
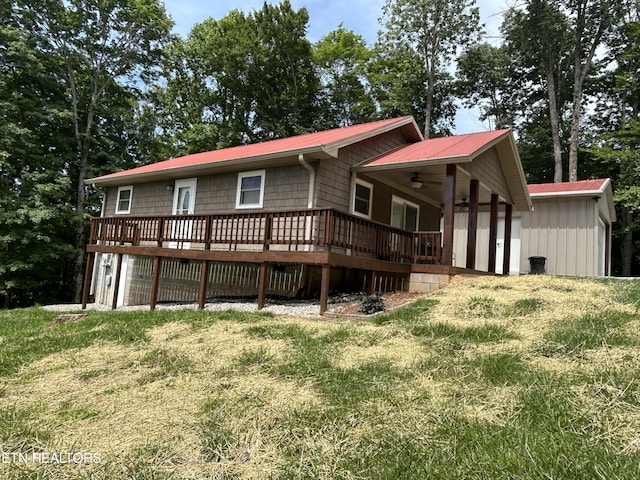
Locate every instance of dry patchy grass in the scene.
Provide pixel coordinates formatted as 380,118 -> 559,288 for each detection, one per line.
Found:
1,276 -> 640,479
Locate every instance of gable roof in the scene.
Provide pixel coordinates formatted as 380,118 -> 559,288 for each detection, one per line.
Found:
87,116 -> 422,186
357,129 -> 511,168
528,179 -> 616,222
354,129 -> 532,211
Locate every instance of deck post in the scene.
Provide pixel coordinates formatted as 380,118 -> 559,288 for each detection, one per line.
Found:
488,194 -> 499,273
150,256 -> 161,311
502,203 -> 513,275
257,262 -> 267,310
198,260 -> 209,309
466,179 -> 480,269
442,164 -> 457,267
111,253 -> 124,310
367,270 -> 376,294
320,263 -> 330,315
81,252 -> 95,310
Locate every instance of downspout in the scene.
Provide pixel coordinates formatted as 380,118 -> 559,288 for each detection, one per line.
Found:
298,154 -> 315,208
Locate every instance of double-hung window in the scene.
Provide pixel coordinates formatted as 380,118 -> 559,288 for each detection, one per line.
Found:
236,170 -> 266,209
352,178 -> 373,218
115,186 -> 133,214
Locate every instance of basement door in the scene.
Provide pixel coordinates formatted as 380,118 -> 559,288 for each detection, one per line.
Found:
171,178 -> 197,248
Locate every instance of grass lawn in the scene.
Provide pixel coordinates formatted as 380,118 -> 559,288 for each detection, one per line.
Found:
1,275 -> 640,479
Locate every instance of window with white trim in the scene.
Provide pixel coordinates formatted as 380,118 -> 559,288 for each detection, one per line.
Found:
390,195 -> 419,231
115,186 -> 133,214
236,170 -> 266,209
352,178 -> 373,218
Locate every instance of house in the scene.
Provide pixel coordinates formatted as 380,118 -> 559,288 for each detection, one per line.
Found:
451,179 -> 616,276
81,116 -> 532,314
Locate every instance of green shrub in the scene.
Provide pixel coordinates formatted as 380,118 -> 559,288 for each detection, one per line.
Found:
358,293 -> 386,315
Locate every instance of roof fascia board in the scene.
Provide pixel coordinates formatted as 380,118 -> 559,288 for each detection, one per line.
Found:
468,130 -> 510,160
86,145 -> 327,186
353,154 -> 472,172
501,133 -> 533,211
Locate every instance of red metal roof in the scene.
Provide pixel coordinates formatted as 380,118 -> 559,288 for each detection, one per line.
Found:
359,129 -> 510,167
528,179 -> 609,195
88,116 -> 418,183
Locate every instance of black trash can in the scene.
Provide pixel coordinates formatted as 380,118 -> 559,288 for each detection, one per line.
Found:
528,256 -> 546,274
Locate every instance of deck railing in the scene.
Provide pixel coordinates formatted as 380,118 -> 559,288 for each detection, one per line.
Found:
89,207 -> 442,264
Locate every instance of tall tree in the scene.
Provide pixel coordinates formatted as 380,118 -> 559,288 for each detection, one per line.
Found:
313,26 -> 376,127
565,0 -> 623,182
0,3 -> 77,307
502,1 -> 573,182
25,0 -> 173,301
456,42 -> 513,129
152,1 -> 321,152
587,11 -> 640,276
378,0 -> 482,138
251,0 -> 321,139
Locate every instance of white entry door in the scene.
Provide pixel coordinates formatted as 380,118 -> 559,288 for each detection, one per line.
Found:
496,217 -> 521,275
171,178 -> 196,248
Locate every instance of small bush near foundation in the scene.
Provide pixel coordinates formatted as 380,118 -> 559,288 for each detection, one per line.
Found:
358,293 -> 386,315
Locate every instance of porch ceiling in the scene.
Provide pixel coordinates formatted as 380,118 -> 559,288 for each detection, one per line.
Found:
362,164 -> 495,208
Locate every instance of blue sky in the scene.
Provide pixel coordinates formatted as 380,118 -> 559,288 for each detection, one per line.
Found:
161,0 -> 510,133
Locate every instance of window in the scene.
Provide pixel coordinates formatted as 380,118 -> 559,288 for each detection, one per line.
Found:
236,170 -> 266,209
391,196 -> 419,231
352,179 -> 373,218
115,186 -> 133,214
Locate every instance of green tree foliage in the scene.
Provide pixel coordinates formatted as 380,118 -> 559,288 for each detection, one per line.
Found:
377,0 -> 482,138
152,0 -> 321,154
23,0 -> 173,302
1,0 -> 172,306
0,7 -> 76,307
313,26 -> 376,127
500,1 -> 573,182
456,42 -> 514,130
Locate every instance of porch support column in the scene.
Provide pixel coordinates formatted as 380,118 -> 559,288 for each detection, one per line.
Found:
442,164 -> 457,267
320,263 -> 330,315
81,252 -> 95,310
502,204 -> 513,275
150,256 -> 161,311
111,253 -> 124,310
466,179 -> 480,269
258,262 -> 267,310
198,260 -> 209,310
488,194 -> 499,273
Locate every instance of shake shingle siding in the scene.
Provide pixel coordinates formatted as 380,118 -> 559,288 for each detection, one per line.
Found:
104,164 -> 311,216
316,130 -> 409,210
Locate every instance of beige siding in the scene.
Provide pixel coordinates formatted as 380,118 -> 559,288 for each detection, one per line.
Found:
520,197 -> 598,276
452,197 -> 602,277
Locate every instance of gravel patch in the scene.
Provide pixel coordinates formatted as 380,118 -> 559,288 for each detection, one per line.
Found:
42,299 -> 323,317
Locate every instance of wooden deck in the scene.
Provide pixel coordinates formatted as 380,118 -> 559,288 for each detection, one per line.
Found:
82,208 -> 444,314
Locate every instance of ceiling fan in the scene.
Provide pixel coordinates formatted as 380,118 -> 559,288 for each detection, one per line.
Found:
455,197 -> 470,211
409,172 -> 441,189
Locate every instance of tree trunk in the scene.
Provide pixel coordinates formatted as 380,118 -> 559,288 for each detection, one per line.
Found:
546,62 -> 564,183
567,86 -> 582,182
622,209 -> 634,277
